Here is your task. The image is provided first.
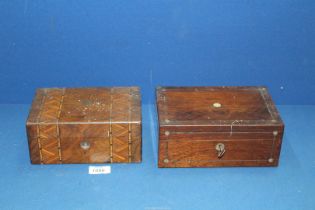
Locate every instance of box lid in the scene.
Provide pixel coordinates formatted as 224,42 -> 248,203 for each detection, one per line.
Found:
26,87 -> 141,138
156,86 -> 283,132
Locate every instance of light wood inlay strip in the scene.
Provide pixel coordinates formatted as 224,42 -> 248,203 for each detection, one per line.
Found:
109,88 -> 113,163
170,131 -> 277,134
172,159 -> 274,163
28,121 -> 140,125
162,139 -> 275,142
128,88 -> 132,163
36,93 -> 47,164
270,133 -> 276,159
56,89 -> 65,163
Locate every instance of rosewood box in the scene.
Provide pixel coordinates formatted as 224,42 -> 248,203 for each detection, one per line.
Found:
156,86 -> 284,167
26,87 -> 141,164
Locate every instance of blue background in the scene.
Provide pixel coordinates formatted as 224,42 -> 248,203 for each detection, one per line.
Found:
1,1 -> 315,210
0,0 -> 315,104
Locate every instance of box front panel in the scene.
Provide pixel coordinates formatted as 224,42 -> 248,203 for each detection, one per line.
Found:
159,140 -> 278,167
27,122 -> 141,164
158,130 -> 283,167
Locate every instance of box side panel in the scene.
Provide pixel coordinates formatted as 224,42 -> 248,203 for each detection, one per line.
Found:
272,124 -> 284,165
130,87 -> 141,162
26,124 -> 61,164
131,123 -> 142,162
26,124 -> 41,164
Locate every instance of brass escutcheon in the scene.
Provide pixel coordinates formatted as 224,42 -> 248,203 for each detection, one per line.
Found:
212,102 -> 222,108
80,140 -> 91,150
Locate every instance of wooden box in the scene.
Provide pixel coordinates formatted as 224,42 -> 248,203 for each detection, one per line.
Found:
156,86 -> 284,167
26,87 -> 141,164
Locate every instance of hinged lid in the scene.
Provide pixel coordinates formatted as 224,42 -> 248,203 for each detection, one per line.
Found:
156,86 -> 283,132
27,87 -> 141,138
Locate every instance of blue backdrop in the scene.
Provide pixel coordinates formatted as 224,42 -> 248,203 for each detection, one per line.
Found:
0,0 -> 314,104
1,2 -> 315,210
